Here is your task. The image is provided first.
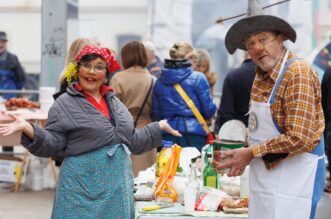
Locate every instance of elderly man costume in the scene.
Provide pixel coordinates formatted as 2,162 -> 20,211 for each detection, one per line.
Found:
213,1 -> 325,219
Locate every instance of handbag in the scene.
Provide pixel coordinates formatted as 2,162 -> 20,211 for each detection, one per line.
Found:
174,83 -> 215,144
134,77 -> 154,127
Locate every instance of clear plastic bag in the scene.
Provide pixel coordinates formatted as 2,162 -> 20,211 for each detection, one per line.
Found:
154,144 -> 182,202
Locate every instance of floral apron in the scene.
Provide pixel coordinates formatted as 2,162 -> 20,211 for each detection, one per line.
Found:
51,144 -> 134,219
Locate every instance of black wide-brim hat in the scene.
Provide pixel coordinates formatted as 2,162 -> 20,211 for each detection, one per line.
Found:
224,1 -> 296,54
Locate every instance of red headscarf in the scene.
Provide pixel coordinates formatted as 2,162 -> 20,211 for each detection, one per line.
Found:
75,45 -> 121,73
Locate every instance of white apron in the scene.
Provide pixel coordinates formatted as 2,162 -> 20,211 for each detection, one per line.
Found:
247,51 -> 325,219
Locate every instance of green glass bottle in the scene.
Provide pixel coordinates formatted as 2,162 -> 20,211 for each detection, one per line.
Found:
203,153 -> 218,189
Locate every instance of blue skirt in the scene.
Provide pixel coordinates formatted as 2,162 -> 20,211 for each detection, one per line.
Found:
51,144 -> 134,219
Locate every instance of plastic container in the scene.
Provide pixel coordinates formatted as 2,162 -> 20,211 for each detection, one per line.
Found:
155,140 -> 173,177
213,140 -> 244,175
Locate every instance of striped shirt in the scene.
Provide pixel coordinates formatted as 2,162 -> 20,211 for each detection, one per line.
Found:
251,50 -> 324,169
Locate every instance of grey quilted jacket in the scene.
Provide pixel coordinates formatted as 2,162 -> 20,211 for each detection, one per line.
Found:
21,83 -> 162,158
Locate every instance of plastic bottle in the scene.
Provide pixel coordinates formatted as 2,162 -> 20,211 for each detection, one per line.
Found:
184,157 -> 200,212
203,153 -> 218,188
155,140 -> 173,177
190,157 -> 200,198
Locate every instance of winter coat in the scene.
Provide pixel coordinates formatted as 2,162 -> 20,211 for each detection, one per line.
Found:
21,82 -> 162,158
152,66 -> 216,136
110,67 -> 156,128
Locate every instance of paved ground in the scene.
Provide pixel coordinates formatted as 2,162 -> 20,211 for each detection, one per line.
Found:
315,192 -> 331,219
0,189 -> 331,219
0,190 -> 54,219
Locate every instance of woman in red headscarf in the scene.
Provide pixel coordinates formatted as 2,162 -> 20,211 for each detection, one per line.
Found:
0,45 -> 181,218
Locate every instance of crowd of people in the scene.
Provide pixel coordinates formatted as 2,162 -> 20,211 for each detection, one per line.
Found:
0,0 -> 331,218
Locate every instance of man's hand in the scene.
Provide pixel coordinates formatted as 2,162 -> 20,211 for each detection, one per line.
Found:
158,120 -> 182,137
212,147 -> 254,177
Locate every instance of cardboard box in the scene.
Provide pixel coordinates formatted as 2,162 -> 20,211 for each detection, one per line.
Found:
0,112 -> 22,146
0,159 -> 28,183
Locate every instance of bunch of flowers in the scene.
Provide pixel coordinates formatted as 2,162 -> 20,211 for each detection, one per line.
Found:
64,62 -> 78,84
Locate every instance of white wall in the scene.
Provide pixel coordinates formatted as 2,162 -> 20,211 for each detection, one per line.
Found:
78,7 -> 148,51
0,1 -> 41,73
1,0 -> 331,75
319,0 -> 331,40
78,0 -> 148,50
0,0 -> 149,74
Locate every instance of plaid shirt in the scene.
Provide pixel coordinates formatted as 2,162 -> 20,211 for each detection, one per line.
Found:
251,50 -> 325,169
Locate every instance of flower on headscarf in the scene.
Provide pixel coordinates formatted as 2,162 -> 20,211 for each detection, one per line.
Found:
64,62 -> 78,84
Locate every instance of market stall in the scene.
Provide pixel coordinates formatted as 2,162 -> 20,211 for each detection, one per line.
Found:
0,95 -> 57,192
134,122 -> 249,219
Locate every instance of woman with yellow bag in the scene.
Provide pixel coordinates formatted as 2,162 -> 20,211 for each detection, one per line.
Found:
152,41 -> 216,151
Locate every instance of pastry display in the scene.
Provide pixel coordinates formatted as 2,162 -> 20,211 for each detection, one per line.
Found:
4,98 -> 40,110
220,197 -> 249,214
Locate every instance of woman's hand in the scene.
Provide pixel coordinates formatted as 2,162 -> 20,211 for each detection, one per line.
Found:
158,120 -> 182,137
0,114 -> 32,136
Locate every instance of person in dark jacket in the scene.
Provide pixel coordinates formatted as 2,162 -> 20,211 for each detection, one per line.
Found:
214,56 -> 256,133
152,41 -> 216,151
0,31 -> 26,100
322,67 -> 331,193
0,45 -> 180,219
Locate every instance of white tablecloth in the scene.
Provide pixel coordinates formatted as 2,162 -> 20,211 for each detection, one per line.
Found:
135,201 -> 248,219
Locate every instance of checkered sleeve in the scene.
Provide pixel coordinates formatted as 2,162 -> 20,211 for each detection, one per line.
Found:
252,60 -> 324,168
